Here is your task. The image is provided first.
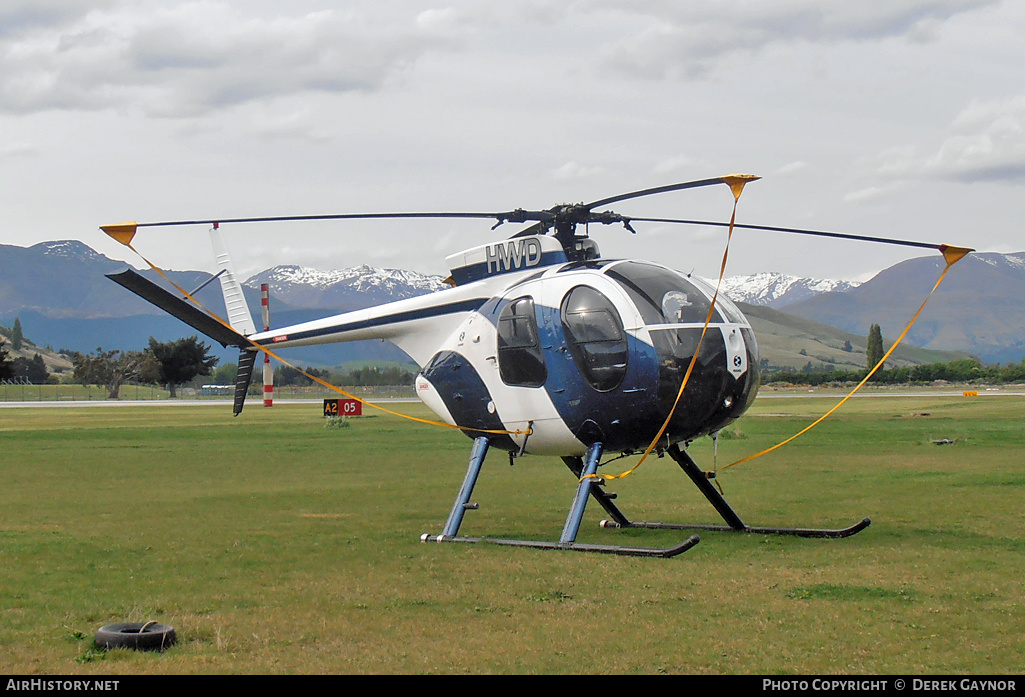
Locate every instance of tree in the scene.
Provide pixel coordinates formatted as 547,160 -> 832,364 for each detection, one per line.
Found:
147,336 -> 218,397
11,317 -> 23,351
866,324 -> 884,371
274,365 -> 334,387
73,348 -> 152,399
211,362 -> 238,386
12,353 -> 49,384
0,338 -> 13,381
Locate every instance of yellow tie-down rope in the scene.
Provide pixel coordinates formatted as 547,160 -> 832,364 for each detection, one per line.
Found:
589,174 -> 758,482
585,182 -> 973,483
720,243 -> 971,473
100,223 -> 530,437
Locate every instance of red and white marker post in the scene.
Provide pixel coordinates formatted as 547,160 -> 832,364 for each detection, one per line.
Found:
261,283 -> 273,407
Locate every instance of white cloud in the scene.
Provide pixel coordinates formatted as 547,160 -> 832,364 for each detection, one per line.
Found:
247,107 -> 332,143
0,142 -> 36,158
1,1 -> 1023,283
0,1 -> 118,38
842,181 -> 907,203
589,0 -> 998,79
0,3 -> 465,117
653,154 -> 705,175
921,96 -> 1025,182
551,161 -> 606,180
864,96 -> 1025,185
775,161 -> 809,175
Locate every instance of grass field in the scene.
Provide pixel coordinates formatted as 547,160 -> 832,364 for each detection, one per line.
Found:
0,382 -> 417,403
1,395 -> 1023,675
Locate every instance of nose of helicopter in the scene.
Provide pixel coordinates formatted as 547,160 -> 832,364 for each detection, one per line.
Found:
644,322 -> 760,446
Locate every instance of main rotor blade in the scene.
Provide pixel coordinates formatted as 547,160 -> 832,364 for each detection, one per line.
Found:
104,174 -> 758,239
133,211 -> 504,229
585,175 -> 754,210
627,217 -> 949,252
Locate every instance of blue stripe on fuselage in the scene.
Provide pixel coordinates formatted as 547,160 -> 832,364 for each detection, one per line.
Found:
421,350 -> 516,450
481,293 -> 662,451
536,313 -> 661,451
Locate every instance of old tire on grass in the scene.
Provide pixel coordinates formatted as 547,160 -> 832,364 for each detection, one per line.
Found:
95,622 -> 177,651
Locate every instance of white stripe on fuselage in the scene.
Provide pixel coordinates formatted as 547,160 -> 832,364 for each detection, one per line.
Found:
245,269 -> 544,367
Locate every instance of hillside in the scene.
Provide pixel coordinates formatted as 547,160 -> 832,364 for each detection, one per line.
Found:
0,323 -> 74,378
785,252 -> 1025,364
739,303 -> 971,372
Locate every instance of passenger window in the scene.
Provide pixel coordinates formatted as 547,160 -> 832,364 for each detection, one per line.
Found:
561,286 -> 628,392
497,296 -> 547,387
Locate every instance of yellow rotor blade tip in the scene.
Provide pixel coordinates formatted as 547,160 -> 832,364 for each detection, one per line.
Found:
939,244 -> 973,266
720,174 -> 761,200
100,222 -> 139,246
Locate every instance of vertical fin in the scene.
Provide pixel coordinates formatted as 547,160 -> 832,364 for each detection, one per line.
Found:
234,350 -> 257,416
210,225 -> 257,336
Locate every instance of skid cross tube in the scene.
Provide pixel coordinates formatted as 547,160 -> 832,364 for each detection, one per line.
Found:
598,444 -> 870,538
422,439 -> 699,557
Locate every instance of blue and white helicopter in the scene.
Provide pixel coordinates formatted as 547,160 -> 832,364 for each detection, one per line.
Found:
106,174 -> 957,558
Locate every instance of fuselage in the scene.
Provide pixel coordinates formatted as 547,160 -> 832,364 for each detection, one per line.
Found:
249,236 -> 760,456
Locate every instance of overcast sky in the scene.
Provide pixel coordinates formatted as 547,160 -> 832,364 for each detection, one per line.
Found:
1,0 -> 1022,282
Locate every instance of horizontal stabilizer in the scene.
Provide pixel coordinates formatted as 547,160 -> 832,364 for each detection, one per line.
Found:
106,269 -> 247,348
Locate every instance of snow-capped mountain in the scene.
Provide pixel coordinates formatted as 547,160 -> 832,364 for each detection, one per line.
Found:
243,264 -> 449,311
36,240 -> 109,262
241,262 -> 856,311
971,251 -> 1025,272
243,262 -> 858,312
711,272 -> 861,309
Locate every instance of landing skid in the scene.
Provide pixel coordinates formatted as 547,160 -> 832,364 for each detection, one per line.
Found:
601,518 -> 870,537
421,534 -> 699,558
596,444 -> 870,539
421,438 -> 869,559
421,438 -> 698,558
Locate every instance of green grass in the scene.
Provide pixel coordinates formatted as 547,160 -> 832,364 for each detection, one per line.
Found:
0,383 -> 169,402
1,395 -> 1023,674
0,382 -> 417,403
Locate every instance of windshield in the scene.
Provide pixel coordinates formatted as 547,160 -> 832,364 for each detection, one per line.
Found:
604,261 -> 723,325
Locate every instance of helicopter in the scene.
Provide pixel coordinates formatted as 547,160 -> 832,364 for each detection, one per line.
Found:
101,174 -> 967,558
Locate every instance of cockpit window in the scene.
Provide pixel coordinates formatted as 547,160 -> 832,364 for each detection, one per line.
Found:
497,296 -> 547,387
560,286 -> 628,392
605,261 -> 719,325
715,294 -> 747,324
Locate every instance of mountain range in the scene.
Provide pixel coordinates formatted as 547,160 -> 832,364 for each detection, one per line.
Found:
784,252 -> 1025,365
1,240 -> 1021,365
244,264 -> 448,311
713,273 -> 861,308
